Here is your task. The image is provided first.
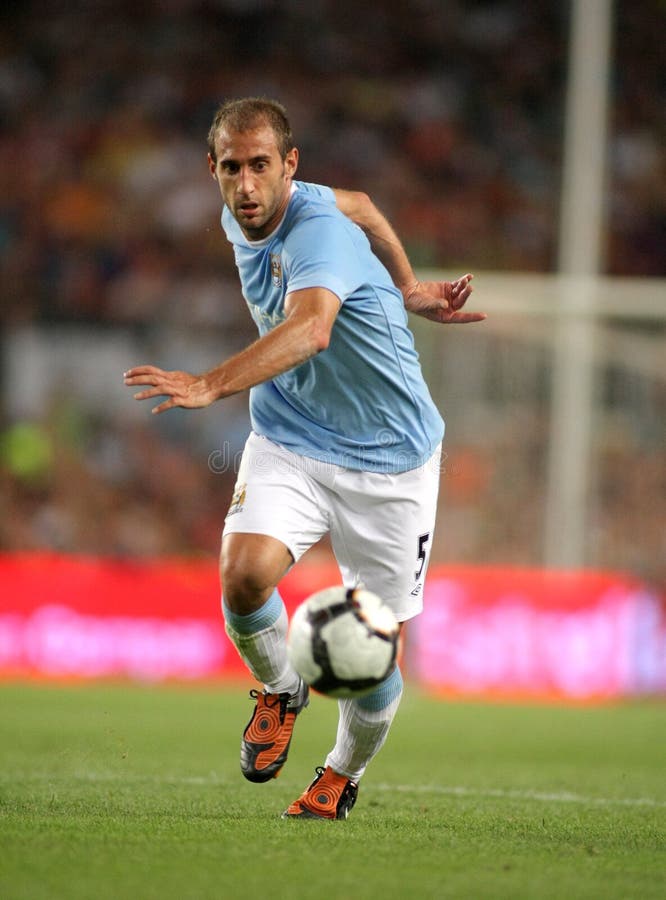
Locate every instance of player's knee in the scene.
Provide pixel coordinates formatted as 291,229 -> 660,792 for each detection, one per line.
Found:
220,532 -> 293,613
220,544 -> 276,613
220,560 -> 268,612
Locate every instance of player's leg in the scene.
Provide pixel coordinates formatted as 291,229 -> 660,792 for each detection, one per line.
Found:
222,531 -> 312,784
324,664 -> 404,780
220,432 -> 329,783
221,432 -> 329,688
283,448 -> 441,814
282,665 -> 403,819
330,449 -> 440,772
221,531 -> 295,692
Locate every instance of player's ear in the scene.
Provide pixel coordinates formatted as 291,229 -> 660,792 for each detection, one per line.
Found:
284,147 -> 298,180
207,153 -> 218,180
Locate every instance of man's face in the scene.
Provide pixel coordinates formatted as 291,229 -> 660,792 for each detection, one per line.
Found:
208,124 -> 298,240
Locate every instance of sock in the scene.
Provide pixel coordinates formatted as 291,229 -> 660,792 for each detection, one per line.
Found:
223,589 -> 301,696
324,666 -> 404,782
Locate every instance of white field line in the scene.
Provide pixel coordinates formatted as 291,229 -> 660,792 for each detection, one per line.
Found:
3,771 -> 665,809
377,783 -> 666,809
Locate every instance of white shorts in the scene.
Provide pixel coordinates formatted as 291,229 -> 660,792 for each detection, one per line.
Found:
223,432 -> 441,621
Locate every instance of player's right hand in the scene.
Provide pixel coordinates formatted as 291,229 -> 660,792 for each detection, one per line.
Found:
123,365 -> 216,414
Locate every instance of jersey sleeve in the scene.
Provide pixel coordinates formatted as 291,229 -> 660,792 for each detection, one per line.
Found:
282,213 -> 365,303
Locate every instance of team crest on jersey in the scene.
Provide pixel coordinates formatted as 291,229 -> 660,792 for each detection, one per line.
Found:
227,483 -> 247,518
270,253 -> 282,288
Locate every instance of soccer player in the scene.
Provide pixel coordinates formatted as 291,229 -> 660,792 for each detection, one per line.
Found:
124,98 -> 484,819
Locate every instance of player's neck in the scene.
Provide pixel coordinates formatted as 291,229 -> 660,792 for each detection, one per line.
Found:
243,182 -> 296,245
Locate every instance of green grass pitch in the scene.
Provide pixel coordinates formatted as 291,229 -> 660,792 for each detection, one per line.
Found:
1,682 -> 664,900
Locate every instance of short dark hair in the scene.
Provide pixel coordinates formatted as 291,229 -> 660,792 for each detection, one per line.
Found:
207,98 -> 294,162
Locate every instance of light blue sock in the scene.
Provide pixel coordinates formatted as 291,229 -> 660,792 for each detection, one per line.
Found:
222,589 -> 299,694
223,588 -> 283,635
356,666 -> 404,711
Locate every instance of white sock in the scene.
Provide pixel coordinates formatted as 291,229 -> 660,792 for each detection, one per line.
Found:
325,668 -> 403,781
223,591 -> 301,696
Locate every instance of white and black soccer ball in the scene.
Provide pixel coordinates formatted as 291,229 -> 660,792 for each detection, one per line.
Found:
287,586 -> 399,698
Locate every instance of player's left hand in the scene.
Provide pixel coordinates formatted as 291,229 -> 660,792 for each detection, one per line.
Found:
404,274 -> 487,324
123,365 -> 215,414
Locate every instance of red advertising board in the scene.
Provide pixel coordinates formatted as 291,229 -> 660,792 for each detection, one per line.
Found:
1,553 -> 664,699
411,568 -> 666,700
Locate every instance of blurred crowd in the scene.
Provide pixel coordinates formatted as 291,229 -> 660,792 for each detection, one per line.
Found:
0,410 -> 235,558
1,1 -> 664,586
2,0 -> 663,329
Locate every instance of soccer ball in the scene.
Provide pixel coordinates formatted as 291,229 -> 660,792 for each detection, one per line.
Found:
287,586 -> 399,698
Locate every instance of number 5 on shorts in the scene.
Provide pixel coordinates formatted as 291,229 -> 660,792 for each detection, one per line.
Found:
415,532 -> 431,581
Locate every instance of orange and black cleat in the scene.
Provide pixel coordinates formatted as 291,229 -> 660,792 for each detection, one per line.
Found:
240,680 -> 309,783
282,766 -> 359,820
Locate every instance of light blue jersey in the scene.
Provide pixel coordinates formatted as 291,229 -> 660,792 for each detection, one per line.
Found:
221,181 -> 444,473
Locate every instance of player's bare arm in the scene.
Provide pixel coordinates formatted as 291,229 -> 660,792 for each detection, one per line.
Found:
124,287 -> 340,414
332,189 -> 415,292
333,188 -> 485,325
